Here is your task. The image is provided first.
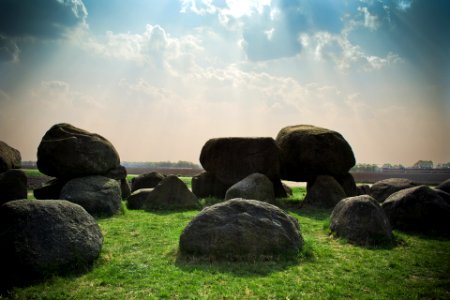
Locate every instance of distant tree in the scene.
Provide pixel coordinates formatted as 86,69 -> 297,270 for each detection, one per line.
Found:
412,160 -> 433,169
436,162 -> 450,169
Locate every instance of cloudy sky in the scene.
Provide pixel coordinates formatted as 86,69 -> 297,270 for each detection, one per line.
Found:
0,0 -> 449,166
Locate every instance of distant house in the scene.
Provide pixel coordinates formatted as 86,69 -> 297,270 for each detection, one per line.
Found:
413,160 -> 433,169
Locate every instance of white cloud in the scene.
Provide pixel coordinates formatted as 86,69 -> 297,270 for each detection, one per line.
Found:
264,28 -> 275,41
358,6 -> 380,31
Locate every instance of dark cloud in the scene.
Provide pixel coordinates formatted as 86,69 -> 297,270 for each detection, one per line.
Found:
0,35 -> 19,62
0,0 -> 87,39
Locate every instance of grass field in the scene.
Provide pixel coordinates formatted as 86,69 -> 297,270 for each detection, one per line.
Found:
3,176 -> 450,299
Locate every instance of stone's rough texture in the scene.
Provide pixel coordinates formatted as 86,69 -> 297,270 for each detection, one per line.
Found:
104,165 -> 127,180
330,195 -> 393,245
0,170 -> 27,204
179,198 -> 303,259
370,178 -> 417,203
303,175 -> 346,208
382,185 -> 450,235
225,173 -> 275,203
37,123 -> 120,178
33,178 -> 68,200
0,200 -> 103,286
336,173 -> 358,197
199,137 -> 281,185
130,171 -> 165,192
436,178 -> 450,194
276,125 -> 355,182
191,172 -> 230,199
60,176 -> 122,218
120,178 -> 131,199
127,175 -> 197,210
0,140 -> 21,172
356,184 -> 371,196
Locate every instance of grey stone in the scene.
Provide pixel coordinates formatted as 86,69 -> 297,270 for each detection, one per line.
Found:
225,173 -> 275,203
436,178 -> 450,194
60,176 -> 121,218
0,200 -> 103,286
0,169 -> 27,205
191,171 -> 230,199
179,198 -> 303,259
303,175 -> 346,208
0,140 -> 21,173
370,178 -> 417,203
130,171 -> 165,192
330,195 -> 393,245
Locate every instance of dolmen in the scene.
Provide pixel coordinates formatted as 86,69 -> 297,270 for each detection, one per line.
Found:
179,198 -> 302,260
0,141 -> 27,205
33,123 -> 126,217
0,200 -> 103,287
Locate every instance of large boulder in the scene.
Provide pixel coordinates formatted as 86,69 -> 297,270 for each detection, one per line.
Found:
191,171 -> 230,199
34,178 -> 69,200
37,123 -> 120,178
0,141 -> 21,173
0,169 -> 27,205
120,178 -> 131,199
130,171 -> 165,193
60,176 -> 121,218
436,178 -> 450,194
179,198 -> 303,259
382,185 -> 450,235
303,175 -> 346,208
370,178 -> 417,203
0,200 -> 103,286
330,195 -> 393,245
127,175 -> 197,210
336,173 -> 358,197
199,137 -> 281,186
276,125 -> 355,182
225,173 -> 275,203
356,184 -> 371,196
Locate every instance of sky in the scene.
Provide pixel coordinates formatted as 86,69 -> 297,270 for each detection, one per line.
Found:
0,0 -> 449,166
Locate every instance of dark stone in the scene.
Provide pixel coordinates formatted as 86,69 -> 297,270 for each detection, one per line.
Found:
127,175 -> 197,210
336,173 -> 358,197
130,171 -> 165,192
37,123 -> 120,178
0,169 -> 27,204
382,185 -> 450,235
0,140 -> 21,173
303,175 -> 346,208
104,165 -> 127,180
191,171 -> 230,199
436,178 -> 450,194
283,182 -> 293,196
60,176 -> 121,218
179,198 -> 303,259
370,178 -> 417,203
330,195 -> 392,245
33,178 -> 68,200
0,200 -> 103,286
199,137 -> 282,186
435,189 -> 450,205
275,125 -> 355,182
356,184 -> 371,195
120,178 -> 131,199
225,173 -> 275,203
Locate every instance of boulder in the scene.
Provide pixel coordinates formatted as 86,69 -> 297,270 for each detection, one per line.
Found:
127,175 -> 197,210
336,173 -> 358,197
303,175 -> 346,208
356,184 -> 371,195
436,178 -> 450,194
275,125 -> 355,182
191,171 -> 230,199
60,176 -> 121,218
435,189 -> 450,205
283,182 -> 293,196
34,178 -> 68,200
130,171 -> 165,192
0,169 -> 27,204
0,140 -> 21,173
370,178 -> 417,203
104,165 -> 127,180
199,137 -> 281,186
225,173 -> 275,203
382,185 -> 450,235
0,200 -> 103,286
37,123 -> 120,178
179,198 -> 303,259
330,195 -> 393,245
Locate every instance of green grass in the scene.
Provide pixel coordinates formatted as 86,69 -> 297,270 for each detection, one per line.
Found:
8,175 -> 450,299
22,168 -> 47,177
